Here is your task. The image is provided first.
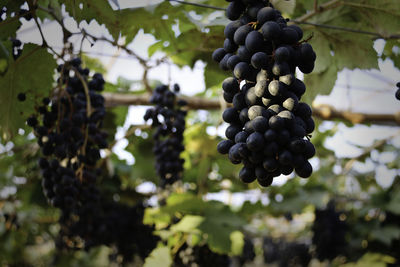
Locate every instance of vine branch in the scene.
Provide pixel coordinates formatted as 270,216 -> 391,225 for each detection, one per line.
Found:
102,93 -> 400,126
290,20 -> 400,40
32,15 -> 61,57
342,131 -> 400,175
293,0 -> 342,22
166,0 -> 225,11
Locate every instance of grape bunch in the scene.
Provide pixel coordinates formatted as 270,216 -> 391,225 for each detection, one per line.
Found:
238,237 -> 256,265
144,84 -> 187,186
26,58 -> 159,261
26,57 -> 108,247
263,237 -> 311,267
63,200 -> 159,263
215,0 -> 316,186
27,57 -> 107,213
312,201 -> 347,261
395,82 -> 400,101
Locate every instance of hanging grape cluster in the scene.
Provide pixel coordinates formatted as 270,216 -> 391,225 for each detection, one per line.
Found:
215,0 -> 316,187
26,58 -> 107,220
263,237 -> 311,267
25,58 -> 158,261
238,237 -> 256,265
312,201 -> 347,261
26,58 -> 106,224
144,84 -> 187,186
64,200 -> 159,263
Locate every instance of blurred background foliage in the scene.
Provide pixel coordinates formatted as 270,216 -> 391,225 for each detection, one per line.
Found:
0,0 -> 400,266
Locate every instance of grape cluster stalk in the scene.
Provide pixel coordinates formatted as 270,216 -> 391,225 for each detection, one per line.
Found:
25,58 -> 158,262
144,84 -> 187,186
215,0 -> 316,186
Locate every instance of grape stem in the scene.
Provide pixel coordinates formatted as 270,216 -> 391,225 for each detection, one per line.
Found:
293,0 -> 341,22
341,130 -> 400,175
171,233 -> 188,255
31,6 -> 61,58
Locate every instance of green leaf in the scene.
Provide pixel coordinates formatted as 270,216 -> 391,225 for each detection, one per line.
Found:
144,246 -> 172,267
0,40 -> 10,74
62,0 -> 117,38
107,2 -> 178,45
308,30 -> 332,73
272,0 -> 296,15
0,16 -> 22,40
2,0 -> 26,15
342,253 -> 396,267
386,190 -> 400,215
82,55 -> 107,74
125,134 -> 158,185
204,60 -> 227,89
36,0 -> 62,20
102,106 -> 128,142
370,225 -> 400,246
0,44 -> 56,140
230,231 -> 244,256
332,34 -> 378,70
382,40 -> 400,69
198,205 -> 246,254
144,193 -> 245,254
303,64 -> 338,103
170,215 -> 204,233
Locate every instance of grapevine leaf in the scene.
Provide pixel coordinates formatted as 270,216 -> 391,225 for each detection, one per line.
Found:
348,0 -> 400,35
307,30 -> 332,74
303,64 -> 338,103
0,40 -> 11,75
197,213 -> 238,254
102,106 -> 128,142
342,253 -> 396,267
382,40 -> 400,70
170,215 -> 203,233
126,135 -> 158,185
144,246 -> 172,267
371,225 -> 400,246
272,0 -> 296,15
198,204 -> 246,254
2,0 -> 26,14
0,44 -> 56,140
0,16 -> 22,40
331,33 -> 378,70
36,0 -> 62,20
204,60 -> 228,89
107,2 -> 178,46
62,0 -> 117,38
230,231 -> 244,256
386,191 -> 400,215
